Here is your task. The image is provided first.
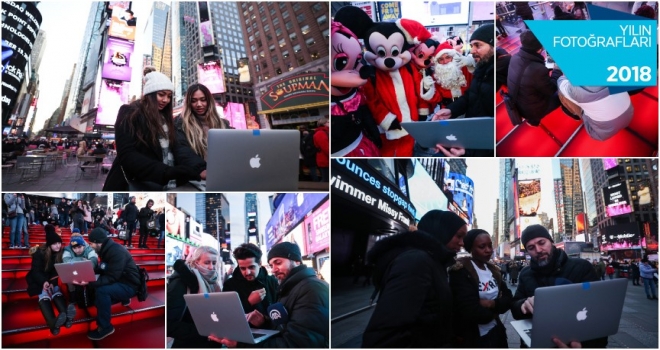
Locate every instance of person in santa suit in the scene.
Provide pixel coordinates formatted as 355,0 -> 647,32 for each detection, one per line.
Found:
432,41 -> 473,108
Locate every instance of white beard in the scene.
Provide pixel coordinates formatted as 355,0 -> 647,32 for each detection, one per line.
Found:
433,61 -> 467,97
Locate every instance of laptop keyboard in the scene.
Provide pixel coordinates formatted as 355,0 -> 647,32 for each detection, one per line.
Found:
252,333 -> 266,339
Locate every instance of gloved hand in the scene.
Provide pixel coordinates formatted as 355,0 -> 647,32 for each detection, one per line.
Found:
453,54 -> 475,68
422,75 -> 434,90
388,119 -> 402,131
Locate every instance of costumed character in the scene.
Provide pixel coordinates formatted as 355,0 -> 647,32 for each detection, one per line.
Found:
447,36 -> 477,74
335,6 -> 417,157
433,41 -> 472,107
330,20 -> 381,157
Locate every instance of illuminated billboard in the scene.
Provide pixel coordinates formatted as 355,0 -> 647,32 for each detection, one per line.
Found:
109,6 -> 137,41
223,102 -> 247,129
575,212 -> 586,233
446,172 -> 474,224
378,2 -> 401,22
351,1 -> 377,21
518,178 -> 541,216
96,80 -> 130,126
265,193 -> 329,250
304,200 -> 330,254
601,222 -> 641,251
102,37 -> 135,81
602,182 -> 633,217
401,0 -> 469,26
198,1 -> 215,47
197,61 -> 226,94
603,158 -> 618,170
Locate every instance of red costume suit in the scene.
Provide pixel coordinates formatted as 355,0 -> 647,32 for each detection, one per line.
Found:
330,88 -> 381,157
411,64 -> 442,118
433,42 -> 473,107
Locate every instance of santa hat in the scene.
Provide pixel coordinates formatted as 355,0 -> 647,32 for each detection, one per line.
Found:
396,19 -> 432,45
433,41 -> 456,62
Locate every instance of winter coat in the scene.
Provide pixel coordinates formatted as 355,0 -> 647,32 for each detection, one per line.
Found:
167,260 -> 216,348
312,125 -> 330,168
363,231 -> 456,348
639,263 -> 656,279
507,48 -> 562,125
89,238 -> 140,291
509,263 -> 521,279
122,203 -> 139,223
138,206 -> 154,227
26,247 -> 60,296
447,56 -> 494,118
4,194 -> 25,215
511,247 -> 607,347
223,265 -> 279,319
256,264 -> 329,348
449,257 -> 512,347
62,244 -> 99,270
606,265 -> 615,275
172,114 -> 231,166
102,103 -> 203,191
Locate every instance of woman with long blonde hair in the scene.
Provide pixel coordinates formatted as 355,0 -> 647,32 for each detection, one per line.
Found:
174,84 -> 231,162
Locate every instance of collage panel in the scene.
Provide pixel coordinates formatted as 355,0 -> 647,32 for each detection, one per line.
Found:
331,1 -> 496,157
330,157 -> 658,348
2,1 -> 330,192
495,2 -> 659,156
165,192 -> 329,348
1,192 -> 166,347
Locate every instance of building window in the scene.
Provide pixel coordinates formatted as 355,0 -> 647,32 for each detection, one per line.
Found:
252,54 -> 258,60
282,10 -> 289,18
249,35 -> 254,42
272,56 -> 279,64
257,40 -> 263,48
322,28 -> 329,39
279,3 -> 286,9
263,62 -> 268,68
265,75 -> 270,80
269,44 -> 276,52
279,38 -> 286,47
266,34 -> 273,41
306,38 -> 315,47
311,52 -> 319,59
259,50 -> 265,58
293,3 -> 302,12
297,14 -> 306,22
251,45 -> 256,51
301,25 -> 310,35
282,50 -> 289,58
289,32 -> 297,41
287,62 -> 293,71
285,21 -> 293,31
276,28 -> 282,37
248,5 -> 254,11
270,8 -> 276,16
254,30 -> 260,38
264,24 -> 270,32
317,15 -> 327,26
293,44 -> 301,53
298,56 -> 305,65
259,5 -> 265,13
313,3 -> 323,12
276,68 -> 282,75
273,17 -> 279,25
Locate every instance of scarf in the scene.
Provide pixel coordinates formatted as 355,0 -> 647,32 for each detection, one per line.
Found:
158,121 -> 177,190
191,264 -> 220,293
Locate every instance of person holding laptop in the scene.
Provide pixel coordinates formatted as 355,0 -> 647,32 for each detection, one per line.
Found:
209,242 -> 329,348
167,245 -> 223,348
511,225 -> 606,347
62,233 -> 99,317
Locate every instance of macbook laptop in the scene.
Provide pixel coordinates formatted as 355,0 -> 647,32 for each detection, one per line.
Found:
54,260 -> 98,284
401,118 -> 494,150
184,292 -> 279,344
201,129 -> 300,191
511,279 -> 628,348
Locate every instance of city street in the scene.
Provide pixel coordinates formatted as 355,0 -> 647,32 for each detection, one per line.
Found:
331,277 -> 658,348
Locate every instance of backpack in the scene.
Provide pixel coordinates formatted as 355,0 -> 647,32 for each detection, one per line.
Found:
137,267 -> 149,302
301,133 -> 317,159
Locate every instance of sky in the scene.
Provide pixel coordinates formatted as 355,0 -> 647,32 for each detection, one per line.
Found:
465,158 -> 499,233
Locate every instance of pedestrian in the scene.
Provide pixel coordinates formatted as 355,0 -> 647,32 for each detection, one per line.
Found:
137,199 -> 154,249
639,258 -> 658,300
103,71 -> 204,191
157,210 -> 165,249
362,210 -> 467,347
606,264 -> 615,280
500,261 -> 508,282
449,229 -> 511,347
82,200 -> 92,236
312,117 -> 330,182
495,15 -> 508,37
167,245 -> 222,347
4,193 -> 26,249
514,2 -> 535,26
121,197 -> 139,248
509,261 -> 520,285
300,130 -> 319,181
631,259 -> 641,286
70,200 -> 85,233
76,228 -> 140,340
598,259 -> 606,280
511,225 -> 606,347
62,233 -> 99,310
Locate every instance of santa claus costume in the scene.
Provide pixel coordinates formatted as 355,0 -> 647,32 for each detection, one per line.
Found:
432,42 -> 473,108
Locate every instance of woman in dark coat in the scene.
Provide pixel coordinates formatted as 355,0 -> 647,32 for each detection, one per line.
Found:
102,72 -> 205,191
509,261 -> 521,285
362,210 -> 467,348
26,225 -> 75,335
449,229 -> 512,347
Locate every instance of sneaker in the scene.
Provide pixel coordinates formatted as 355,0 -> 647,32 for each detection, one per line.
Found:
122,299 -> 131,307
9,245 -> 14,249
65,303 -> 76,328
87,326 -> 115,340
54,311 -> 67,329
129,245 -> 134,248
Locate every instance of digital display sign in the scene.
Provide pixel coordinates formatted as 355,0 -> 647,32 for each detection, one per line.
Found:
265,193 -> 329,250
197,61 -> 226,94
601,222 -> 641,251
101,37 -> 135,82
95,80 -> 129,126
602,182 -> 633,217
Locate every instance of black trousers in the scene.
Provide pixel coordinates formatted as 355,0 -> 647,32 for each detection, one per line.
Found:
139,226 -> 149,247
476,322 -> 508,348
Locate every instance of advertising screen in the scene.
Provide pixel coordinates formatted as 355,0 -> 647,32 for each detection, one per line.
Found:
189,218 -> 204,246
601,222 -> 641,251
602,182 -> 633,217
265,193 -> 329,250
378,2 -> 401,22
575,212 -> 586,233
96,80 -> 129,126
401,0 -> 469,26
197,61 -> 225,94
109,6 -> 137,41
304,200 -> 330,254
446,172 -> 474,224
351,1 -> 377,21
165,203 -> 187,238
603,158 -> 618,170
198,2 -> 215,47
102,37 -> 135,81
223,102 -> 247,129
518,178 -> 541,216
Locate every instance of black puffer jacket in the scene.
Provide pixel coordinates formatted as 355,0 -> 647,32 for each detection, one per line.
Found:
89,238 -> 140,291
122,202 -> 139,223
507,48 -> 562,125
449,257 -> 512,347
448,56 -> 494,119
167,260 -> 216,348
363,231 -> 456,348
26,248 -> 60,296
511,247 -> 607,347
172,114 -> 232,167
256,265 -> 329,348
223,265 -> 279,318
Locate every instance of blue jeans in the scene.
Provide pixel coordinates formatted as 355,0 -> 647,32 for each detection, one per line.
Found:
643,278 -> 657,298
60,212 -> 69,227
9,214 -> 25,247
157,230 -> 164,248
94,282 -> 136,329
22,218 -> 29,246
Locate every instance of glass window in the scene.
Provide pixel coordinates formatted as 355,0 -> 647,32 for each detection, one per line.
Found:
270,8 -> 276,16
276,28 -> 282,36
264,24 -> 270,32
254,30 -> 260,38
272,56 -> 279,64
266,34 -> 273,41
269,44 -> 276,52
257,40 -> 262,48
249,35 -> 254,42
263,62 -> 268,68
306,37 -> 315,47
248,5 -> 253,11
259,5 -> 265,13
293,44 -> 301,53
279,3 -> 286,9
297,14 -> 305,22
312,3 -> 323,13
273,17 -> 279,25
298,56 -> 305,65
279,38 -> 286,47
301,25 -> 310,35
252,54 -> 257,60
282,10 -> 289,18
322,28 -> 329,39
317,15 -> 327,26
247,26 -> 252,33
259,51 -> 265,58
285,21 -> 293,30
289,32 -> 297,41
311,52 -> 319,59
293,3 -> 301,11
251,45 -> 256,51
282,50 -> 289,58
276,68 -> 282,75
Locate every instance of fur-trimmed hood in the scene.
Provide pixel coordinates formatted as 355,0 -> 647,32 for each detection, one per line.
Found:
450,256 -> 502,283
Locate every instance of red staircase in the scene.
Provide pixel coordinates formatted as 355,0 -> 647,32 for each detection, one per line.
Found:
2,225 -> 165,348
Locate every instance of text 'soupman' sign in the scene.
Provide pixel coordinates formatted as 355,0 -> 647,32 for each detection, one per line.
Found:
260,72 -> 329,110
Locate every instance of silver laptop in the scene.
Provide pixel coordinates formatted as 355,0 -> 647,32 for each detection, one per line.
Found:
203,129 -> 300,191
54,260 -> 98,284
511,279 -> 628,348
184,292 -> 279,344
401,118 -> 494,150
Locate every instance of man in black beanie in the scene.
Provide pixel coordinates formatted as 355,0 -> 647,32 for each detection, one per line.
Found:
76,228 -> 141,340
209,241 -> 329,348
511,224 -> 605,348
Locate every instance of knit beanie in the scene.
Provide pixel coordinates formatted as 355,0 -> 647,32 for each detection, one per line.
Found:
520,30 -> 543,51
89,228 -> 109,244
45,225 -> 63,246
521,224 -> 553,248
267,242 -> 302,263
470,23 -> 494,46
417,210 -> 466,245
142,71 -> 174,96
70,236 -> 86,248
71,228 -> 80,234
463,229 -> 490,253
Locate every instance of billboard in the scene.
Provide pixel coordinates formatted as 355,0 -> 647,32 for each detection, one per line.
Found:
446,172 -> 474,224
603,158 -> 618,170
81,88 -> 94,114
638,185 -> 652,206
351,1 -> 377,21
265,193 -> 329,250
238,57 -> 251,84
518,178 -> 541,216
197,61 -> 225,94
603,182 -> 633,217
223,102 -> 247,129
102,37 -> 135,81
96,80 -> 129,126
260,72 -> 329,111
165,203 -> 187,238
304,200 -> 330,254
401,0 -> 469,26
188,218 -> 204,246
109,6 -> 137,41
198,2 -> 215,47
378,2 -> 401,22
575,212 -> 586,233
602,222 -> 641,251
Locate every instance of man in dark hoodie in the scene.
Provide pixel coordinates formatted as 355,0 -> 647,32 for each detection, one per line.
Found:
223,243 -> 279,327
210,242 -> 329,348
362,210 -> 467,348
511,225 -> 606,348
121,196 -> 139,248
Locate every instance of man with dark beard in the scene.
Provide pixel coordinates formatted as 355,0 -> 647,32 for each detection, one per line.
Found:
432,41 -> 472,108
511,225 -> 607,348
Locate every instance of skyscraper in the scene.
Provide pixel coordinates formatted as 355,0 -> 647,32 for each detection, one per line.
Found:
559,159 -> 584,238
553,178 -> 565,238
498,158 -> 515,246
245,193 -> 259,245
144,2 -> 172,81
